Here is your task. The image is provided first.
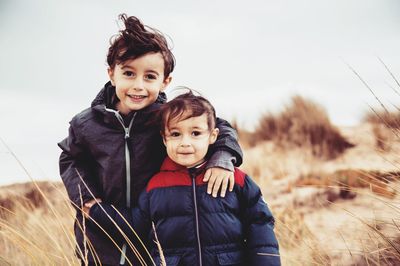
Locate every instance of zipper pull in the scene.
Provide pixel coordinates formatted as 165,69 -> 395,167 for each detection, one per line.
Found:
124,128 -> 130,139
125,114 -> 136,140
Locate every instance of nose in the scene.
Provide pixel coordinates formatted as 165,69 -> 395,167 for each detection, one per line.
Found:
180,135 -> 191,147
132,78 -> 144,91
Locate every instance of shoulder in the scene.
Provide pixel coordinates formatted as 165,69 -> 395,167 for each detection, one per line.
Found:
70,107 -> 96,127
233,168 -> 247,187
146,171 -> 191,193
67,108 -> 102,142
233,168 -> 262,194
146,172 -> 164,192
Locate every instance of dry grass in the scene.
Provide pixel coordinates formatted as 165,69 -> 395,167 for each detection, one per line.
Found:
0,181 -> 155,266
372,124 -> 395,151
274,206 -> 332,265
241,95 -> 354,159
364,110 -> 400,151
240,116 -> 400,264
364,109 -> 400,130
272,171 -> 400,265
0,182 -> 78,265
296,169 -> 399,200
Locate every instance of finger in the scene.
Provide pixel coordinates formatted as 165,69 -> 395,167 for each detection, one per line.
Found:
84,198 -> 101,208
212,176 -> 223,198
84,201 -> 95,208
207,173 -> 217,195
82,206 -> 90,218
94,198 -> 102,203
228,173 -> 235,191
203,169 -> 212,182
219,176 -> 229,197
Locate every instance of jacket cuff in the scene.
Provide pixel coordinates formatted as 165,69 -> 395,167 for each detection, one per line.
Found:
207,150 -> 235,172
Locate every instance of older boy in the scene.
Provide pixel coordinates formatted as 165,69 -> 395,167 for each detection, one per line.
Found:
58,15 -> 242,265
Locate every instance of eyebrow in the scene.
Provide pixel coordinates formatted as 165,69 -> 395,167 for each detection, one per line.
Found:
145,69 -> 160,76
191,126 -> 207,130
120,65 -> 133,70
168,126 -> 208,131
120,65 -> 160,76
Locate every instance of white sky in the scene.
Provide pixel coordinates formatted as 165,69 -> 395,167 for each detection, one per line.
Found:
1,0 -> 400,185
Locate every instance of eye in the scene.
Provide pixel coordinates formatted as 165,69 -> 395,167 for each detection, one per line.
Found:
192,131 -> 202,137
123,71 -> 134,77
145,74 -> 157,80
170,131 -> 180,137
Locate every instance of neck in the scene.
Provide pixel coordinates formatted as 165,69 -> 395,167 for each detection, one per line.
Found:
186,159 -> 206,169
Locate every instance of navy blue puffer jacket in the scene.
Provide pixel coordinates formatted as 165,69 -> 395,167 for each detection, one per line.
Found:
90,158 -> 280,266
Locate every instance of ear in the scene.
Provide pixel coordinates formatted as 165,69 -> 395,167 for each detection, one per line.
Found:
108,68 -> 115,86
209,128 -> 219,145
160,76 -> 172,92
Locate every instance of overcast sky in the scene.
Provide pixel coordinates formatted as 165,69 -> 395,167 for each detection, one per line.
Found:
1,0 -> 400,185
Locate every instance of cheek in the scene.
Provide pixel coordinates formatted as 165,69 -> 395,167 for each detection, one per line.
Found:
149,87 -> 161,97
196,140 -> 210,153
115,87 -> 126,98
165,143 -> 176,152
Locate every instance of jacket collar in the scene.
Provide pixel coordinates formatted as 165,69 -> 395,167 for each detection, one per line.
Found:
161,157 -> 207,175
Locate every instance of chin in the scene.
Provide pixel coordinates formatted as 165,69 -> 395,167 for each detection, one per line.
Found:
177,160 -> 195,167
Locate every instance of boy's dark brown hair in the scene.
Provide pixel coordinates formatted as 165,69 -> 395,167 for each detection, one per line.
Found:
160,89 -> 217,136
107,14 -> 175,79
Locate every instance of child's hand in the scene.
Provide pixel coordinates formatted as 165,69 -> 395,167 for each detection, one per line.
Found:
203,167 -> 234,198
82,198 -> 102,218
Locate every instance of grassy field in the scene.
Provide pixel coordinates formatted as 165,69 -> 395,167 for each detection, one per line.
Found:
1,96 -> 400,265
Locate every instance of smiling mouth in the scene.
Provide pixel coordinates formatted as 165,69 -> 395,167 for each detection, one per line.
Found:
127,94 -> 147,100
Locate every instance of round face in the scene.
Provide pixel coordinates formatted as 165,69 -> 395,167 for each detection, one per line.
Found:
163,114 -> 219,168
108,52 -> 171,114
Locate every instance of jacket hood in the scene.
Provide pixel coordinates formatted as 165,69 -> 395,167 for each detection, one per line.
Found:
91,81 -> 167,111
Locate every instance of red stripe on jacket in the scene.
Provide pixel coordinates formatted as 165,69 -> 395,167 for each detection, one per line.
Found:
146,157 -> 245,193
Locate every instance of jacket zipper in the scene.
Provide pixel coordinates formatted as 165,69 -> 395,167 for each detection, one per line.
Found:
190,171 -> 203,266
105,108 -> 136,265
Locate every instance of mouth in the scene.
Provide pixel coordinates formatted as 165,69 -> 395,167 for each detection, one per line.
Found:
127,94 -> 147,100
178,152 -> 194,156
126,94 -> 148,103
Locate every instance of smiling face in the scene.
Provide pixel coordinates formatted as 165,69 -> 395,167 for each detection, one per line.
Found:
163,113 -> 219,168
108,52 -> 172,114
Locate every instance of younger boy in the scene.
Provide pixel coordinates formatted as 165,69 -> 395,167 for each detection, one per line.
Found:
90,91 -> 281,266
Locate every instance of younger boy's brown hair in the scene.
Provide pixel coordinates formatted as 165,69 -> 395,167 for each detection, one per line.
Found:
160,90 -> 217,136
